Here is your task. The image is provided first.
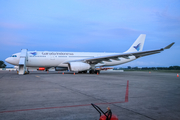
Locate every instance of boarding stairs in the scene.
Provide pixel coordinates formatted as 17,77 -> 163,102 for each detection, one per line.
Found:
18,49 -> 28,75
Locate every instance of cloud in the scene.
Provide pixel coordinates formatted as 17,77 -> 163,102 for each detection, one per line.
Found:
0,22 -> 26,29
0,32 -> 25,46
152,6 -> 180,32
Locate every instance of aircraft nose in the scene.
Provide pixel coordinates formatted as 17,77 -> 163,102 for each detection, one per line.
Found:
5,57 -> 10,63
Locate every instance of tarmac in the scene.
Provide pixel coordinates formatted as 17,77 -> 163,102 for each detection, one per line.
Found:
0,70 -> 180,120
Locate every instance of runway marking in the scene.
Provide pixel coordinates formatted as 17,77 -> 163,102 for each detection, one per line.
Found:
125,80 -> 129,102
0,81 -> 129,113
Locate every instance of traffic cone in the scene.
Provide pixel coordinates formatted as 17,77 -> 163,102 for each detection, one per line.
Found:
177,74 -> 179,77
97,72 -> 99,75
62,72 -> 64,75
149,71 -> 151,73
74,72 -> 75,75
47,71 -> 49,73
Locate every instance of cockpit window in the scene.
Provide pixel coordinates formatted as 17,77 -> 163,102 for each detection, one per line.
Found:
11,55 -> 17,57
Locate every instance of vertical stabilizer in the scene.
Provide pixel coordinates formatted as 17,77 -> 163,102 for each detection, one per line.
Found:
125,34 -> 146,53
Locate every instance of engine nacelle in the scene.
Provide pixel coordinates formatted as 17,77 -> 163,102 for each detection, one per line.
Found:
69,62 -> 91,72
55,67 -> 68,71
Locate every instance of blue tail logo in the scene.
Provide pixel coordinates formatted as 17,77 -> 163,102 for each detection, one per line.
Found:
30,52 -> 37,56
133,43 -> 141,51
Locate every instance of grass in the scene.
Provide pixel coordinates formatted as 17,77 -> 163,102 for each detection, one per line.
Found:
123,69 -> 180,73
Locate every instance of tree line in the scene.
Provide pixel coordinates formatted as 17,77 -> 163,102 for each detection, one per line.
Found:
126,66 -> 180,70
0,61 -> 6,68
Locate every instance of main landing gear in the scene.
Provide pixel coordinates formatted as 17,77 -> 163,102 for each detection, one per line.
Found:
77,70 -> 100,74
89,70 -> 100,74
78,70 -> 88,74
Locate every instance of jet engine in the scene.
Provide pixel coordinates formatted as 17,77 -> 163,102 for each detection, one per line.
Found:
69,62 -> 91,72
55,67 -> 68,71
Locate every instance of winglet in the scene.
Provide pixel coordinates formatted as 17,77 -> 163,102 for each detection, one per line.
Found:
164,42 -> 175,49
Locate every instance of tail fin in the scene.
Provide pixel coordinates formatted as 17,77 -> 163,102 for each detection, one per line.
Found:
125,34 -> 146,53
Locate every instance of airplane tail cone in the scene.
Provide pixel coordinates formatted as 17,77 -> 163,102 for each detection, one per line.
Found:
177,74 -> 179,77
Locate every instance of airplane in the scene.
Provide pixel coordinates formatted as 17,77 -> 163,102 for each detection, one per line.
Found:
5,34 -> 174,75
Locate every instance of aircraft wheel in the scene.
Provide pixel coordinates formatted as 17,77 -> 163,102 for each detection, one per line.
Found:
89,70 -> 95,74
94,70 -> 100,74
83,70 -> 87,73
89,70 -> 92,74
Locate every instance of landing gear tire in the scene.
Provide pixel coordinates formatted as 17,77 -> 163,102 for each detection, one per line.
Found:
89,70 -> 95,74
82,70 -> 87,73
78,71 -> 87,74
95,70 -> 100,74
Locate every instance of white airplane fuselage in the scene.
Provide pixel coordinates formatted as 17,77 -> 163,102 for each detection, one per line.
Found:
6,51 -> 136,68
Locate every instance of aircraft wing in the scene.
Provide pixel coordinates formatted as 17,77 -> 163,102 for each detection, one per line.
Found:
64,42 -> 174,64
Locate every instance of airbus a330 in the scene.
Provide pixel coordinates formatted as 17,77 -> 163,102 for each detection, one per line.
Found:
5,34 -> 174,75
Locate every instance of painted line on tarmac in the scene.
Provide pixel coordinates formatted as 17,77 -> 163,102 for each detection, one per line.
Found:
125,80 -> 129,102
0,81 -> 129,113
0,101 -> 126,113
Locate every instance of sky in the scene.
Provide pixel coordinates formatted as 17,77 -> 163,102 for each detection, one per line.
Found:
0,0 -> 180,67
